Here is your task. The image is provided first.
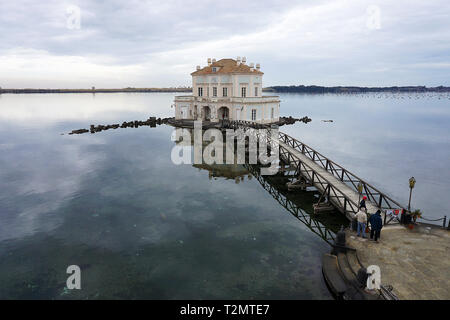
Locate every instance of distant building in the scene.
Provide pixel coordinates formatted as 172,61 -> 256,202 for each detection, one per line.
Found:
174,57 -> 280,123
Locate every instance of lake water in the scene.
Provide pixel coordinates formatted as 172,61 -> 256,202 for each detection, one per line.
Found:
0,92 -> 448,299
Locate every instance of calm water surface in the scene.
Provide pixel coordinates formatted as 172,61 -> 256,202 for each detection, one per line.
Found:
0,92 -> 448,299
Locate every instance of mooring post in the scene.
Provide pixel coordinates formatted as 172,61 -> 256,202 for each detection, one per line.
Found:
333,226 -> 347,254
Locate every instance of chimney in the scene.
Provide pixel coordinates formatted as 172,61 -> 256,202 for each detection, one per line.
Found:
196,65 -> 201,71
236,56 -> 241,65
249,62 -> 254,68
256,63 -> 260,70
242,56 -> 246,64
212,58 -> 216,63
207,58 -> 212,66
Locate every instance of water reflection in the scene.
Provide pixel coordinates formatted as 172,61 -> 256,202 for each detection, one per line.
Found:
279,92 -> 450,221
172,127 -> 346,245
0,91 -> 447,300
192,160 -> 344,245
0,112 -> 332,299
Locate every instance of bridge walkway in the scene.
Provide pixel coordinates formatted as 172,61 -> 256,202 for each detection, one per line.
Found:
278,139 -> 380,221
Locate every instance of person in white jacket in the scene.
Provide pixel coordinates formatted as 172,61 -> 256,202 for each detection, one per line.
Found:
355,209 -> 368,238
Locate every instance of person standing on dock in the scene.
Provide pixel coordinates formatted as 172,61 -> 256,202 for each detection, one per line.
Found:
355,209 -> 368,238
369,210 -> 383,242
360,196 -> 367,212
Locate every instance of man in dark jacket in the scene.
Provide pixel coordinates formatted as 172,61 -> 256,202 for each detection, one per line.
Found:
368,210 -> 383,242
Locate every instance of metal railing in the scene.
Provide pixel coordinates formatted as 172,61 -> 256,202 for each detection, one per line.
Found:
245,163 -> 336,245
418,215 -> 448,229
278,132 -> 406,220
224,122 -> 444,228
277,141 -> 361,219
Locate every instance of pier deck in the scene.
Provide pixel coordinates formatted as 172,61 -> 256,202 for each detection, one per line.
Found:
346,224 -> 450,299
275,131 -> 403,223
278,139 -> 380,220
227,122 -> 406,224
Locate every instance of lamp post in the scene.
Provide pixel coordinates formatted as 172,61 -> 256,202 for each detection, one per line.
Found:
408,177 -> 416,211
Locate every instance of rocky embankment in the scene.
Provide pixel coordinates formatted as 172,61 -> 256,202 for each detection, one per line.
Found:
68,117 -> 172,135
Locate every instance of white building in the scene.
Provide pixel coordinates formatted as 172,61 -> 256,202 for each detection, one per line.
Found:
174,57 -> 280,124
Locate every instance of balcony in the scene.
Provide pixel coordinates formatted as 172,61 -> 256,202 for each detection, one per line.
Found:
174,95 -> 280,104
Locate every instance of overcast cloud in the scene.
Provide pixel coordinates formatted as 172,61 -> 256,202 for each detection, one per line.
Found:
0,0 -> 449,88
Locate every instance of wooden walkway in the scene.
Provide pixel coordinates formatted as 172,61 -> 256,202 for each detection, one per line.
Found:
226,120 -> 405,224
278,139 -> 380,221
275,131 -> 405,223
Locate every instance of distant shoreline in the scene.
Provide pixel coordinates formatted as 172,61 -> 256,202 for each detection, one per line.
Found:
0,88 -> 192,94
264,85 -> 450,93
1,85 -> 449,94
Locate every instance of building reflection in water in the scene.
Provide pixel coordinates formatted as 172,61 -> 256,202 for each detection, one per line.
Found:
172,127 -> 347,244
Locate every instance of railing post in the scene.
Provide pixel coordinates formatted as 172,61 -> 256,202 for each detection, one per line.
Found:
443,216 -> 447,229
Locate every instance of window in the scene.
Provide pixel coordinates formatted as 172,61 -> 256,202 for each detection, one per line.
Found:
213,87 -> 217,97
251,109 -> 256,121
242,87 -> 246,97
223,87 -> 227,97
198,87 -> 203,97
255,87 -> 258,97
271,108 -> 274,119
212,67 -> 217,72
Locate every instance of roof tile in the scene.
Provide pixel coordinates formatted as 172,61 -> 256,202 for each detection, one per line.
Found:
191,58 -> 263,75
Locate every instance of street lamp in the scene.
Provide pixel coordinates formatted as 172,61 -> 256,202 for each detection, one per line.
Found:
408,177 -> 416,211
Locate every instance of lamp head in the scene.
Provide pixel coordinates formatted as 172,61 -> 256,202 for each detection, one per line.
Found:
409,176 -> 416,189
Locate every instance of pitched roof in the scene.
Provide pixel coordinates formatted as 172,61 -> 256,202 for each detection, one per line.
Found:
191,58 -> 263,76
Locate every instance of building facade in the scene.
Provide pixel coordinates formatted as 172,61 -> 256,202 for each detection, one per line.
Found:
174,57 -> 280,124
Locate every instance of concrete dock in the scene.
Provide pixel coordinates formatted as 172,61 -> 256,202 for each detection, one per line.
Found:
345,223 -> 450,300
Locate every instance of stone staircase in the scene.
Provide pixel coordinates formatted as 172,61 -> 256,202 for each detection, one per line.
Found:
323,250 -> 381,300
322,228 -> 400,300
322,229 -> 384,300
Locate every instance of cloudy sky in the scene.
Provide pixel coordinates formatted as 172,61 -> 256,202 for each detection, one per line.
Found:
1,0 -> 449,88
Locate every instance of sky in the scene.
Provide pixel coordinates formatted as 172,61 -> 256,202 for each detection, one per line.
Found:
0,0 -> 449,88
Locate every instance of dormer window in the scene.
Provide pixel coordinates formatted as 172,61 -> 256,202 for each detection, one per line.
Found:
212,67 -> 217,72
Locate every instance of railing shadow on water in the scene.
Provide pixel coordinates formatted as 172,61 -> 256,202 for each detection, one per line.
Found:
191,160 -> 344,246
171,126 -> 346,245
243,163 -> 345,245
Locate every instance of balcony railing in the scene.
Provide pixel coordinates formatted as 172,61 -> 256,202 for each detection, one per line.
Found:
174,95 -> 279,103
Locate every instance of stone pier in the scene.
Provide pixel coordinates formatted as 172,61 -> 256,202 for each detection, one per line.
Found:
346,223 -> 450,300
